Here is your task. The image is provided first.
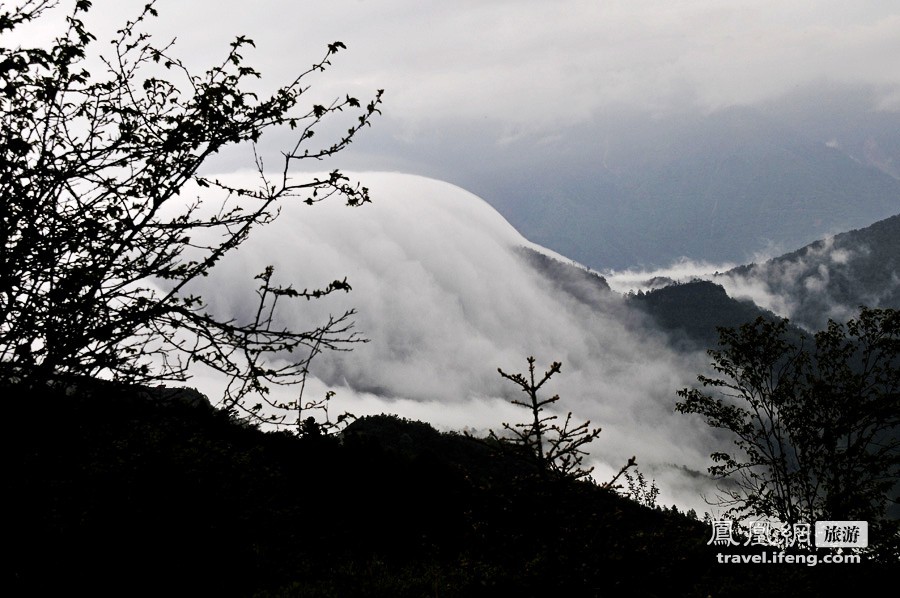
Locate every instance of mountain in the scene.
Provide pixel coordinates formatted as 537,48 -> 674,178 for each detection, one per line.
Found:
719,213 -> 900,330
10,172 -> 897,593
190,172 -> 719,510
12,378 -> 886,596
627,280 -> 785,352
610,213 -> 900,344
452,106 -> 900,269
514,245 -> 611,306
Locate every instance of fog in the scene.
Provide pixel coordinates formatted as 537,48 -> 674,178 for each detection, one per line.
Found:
603,253 -> 824,326
183,171 -> 722,510
605,232 -> 900,333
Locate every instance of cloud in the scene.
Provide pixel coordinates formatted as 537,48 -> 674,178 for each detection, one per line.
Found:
601,239 -> 866,329
716,236 -> 878,330
184,171 -> 719,510
42,1 -> 899,273
603,258 -> 741,295
19,1 -> 898,514
74,0 -> 900,139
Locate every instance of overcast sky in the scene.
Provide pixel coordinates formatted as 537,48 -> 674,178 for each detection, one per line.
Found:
74,0 -> 900,144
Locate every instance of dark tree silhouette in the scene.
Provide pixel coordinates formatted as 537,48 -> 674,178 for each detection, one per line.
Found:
0,0 -> 382,425
493,356 -> 636,484
677,307 -> 900,556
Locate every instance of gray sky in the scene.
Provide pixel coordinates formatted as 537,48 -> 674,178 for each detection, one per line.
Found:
77,0 -> 900,145
130,1 -> 900,263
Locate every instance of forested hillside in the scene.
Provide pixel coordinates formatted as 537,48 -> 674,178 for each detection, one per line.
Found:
7,378 -> 891,596
626,280 -> 787,351
723,214 -> 900,329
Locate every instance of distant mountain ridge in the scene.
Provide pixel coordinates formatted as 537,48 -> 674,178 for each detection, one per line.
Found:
721,213 -> 900,330
514,246 -> 782,353
521,212 -> 900,351
514,246 -> 611,307
626,280 -> 785,352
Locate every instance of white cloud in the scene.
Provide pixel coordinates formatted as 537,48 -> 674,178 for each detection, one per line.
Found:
66,0 -> 900,139
603,257 -> 739,294
182,171 -> 718,510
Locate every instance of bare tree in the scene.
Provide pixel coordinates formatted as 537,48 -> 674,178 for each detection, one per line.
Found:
493,356 -> 635,484
0,0 -> 383,426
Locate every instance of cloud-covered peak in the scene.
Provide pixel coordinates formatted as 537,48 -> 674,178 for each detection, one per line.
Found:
191,171 -> 716,508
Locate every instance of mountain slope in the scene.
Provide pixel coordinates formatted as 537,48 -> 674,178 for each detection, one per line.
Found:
13,379 -> 883,596
720,213 -> 900,330
627,280 -> 786,352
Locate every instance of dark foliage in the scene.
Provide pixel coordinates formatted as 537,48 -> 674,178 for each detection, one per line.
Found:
628,280 -> 794,351
677,307 -> 900,558
7,379 -> 894,596
0,0 -> 381,424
